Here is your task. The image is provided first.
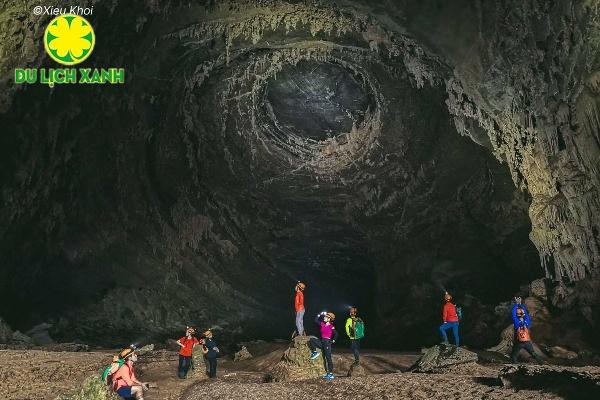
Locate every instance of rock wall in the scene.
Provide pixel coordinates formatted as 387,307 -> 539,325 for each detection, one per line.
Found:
0,0 -> 598,346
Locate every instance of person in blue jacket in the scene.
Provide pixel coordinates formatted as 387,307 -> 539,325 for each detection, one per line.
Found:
201,329 -> 220,378
511,297 -> 543,363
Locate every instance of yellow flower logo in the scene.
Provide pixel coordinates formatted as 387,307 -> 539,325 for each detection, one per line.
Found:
44,14 -> 95,65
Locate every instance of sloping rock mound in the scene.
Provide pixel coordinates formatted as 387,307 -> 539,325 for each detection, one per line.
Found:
410,344 -> 478,373
11,331 -> 34,347
267,336 -> 326,381
500,364 -> 600,400
26,323 -> 54,345
0,317 -> 12,343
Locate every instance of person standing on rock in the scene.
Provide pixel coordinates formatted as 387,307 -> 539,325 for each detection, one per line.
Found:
511,305 -> 543,364
294,281 -> 306,337
176,326 -> 199,379
202,329 -> 220,378
345,307 -> 365,366
439,291 -> 460,346
309,311 -> 338,380
111,347 -> 149,400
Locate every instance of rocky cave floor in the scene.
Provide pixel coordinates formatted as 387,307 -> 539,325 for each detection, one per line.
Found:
1,341 -> 599,400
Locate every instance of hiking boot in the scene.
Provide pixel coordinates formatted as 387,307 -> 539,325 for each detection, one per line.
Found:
352,360 -> 360,367
440,340 -> 450,345
325,373 -> 334,380
310,351 -> 320,360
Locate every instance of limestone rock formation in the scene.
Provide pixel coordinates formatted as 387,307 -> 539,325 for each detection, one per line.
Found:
548,346 -> 578,360
11,331 -> 34,347
26,323 -> 54,346
347,362 -> 367,377
410,344 -> 478,373
0,317 -> 13,344
268,336 -> 326,381
233,346 -> 253,362
44,342 -> 90,352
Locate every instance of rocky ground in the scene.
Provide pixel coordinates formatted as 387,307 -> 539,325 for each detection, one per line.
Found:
0,341 -> 598,400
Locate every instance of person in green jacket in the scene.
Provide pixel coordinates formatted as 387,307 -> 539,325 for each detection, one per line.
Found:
345,307 -> 364,366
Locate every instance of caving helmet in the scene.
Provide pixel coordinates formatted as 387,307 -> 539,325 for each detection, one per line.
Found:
296,281 -> 306,290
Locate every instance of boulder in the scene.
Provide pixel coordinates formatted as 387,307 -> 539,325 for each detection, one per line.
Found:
548,346 -> 578,360
11,331 -> 34,346
523,297 -> 550,322
0,317 -> 13,344
268,336 -> 326,381
488,324 -> 514,354
137,344 -> 155,356
26,323 -> 54,345
233,345 -> 252,361
529,279 -> 548,300
409,344 -> 478,373
347,363 -> 367,377
44,342 -> 89,352
550,283 -> 576,309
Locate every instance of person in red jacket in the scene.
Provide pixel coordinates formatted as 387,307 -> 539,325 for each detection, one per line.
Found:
439,291 -> 460,346
294,281 -> 306,337
176,326 -> 199,379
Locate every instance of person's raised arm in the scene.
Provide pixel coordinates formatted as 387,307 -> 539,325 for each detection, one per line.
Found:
315,313 -> 323,325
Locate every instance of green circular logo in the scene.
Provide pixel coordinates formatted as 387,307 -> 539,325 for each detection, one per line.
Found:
44,14 -> 95,66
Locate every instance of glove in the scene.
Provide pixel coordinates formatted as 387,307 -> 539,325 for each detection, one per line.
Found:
332,340 -> 335,344
213,347 -> 220,353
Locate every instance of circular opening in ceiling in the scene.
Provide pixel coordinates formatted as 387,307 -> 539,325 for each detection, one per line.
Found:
265,60 -> 373,141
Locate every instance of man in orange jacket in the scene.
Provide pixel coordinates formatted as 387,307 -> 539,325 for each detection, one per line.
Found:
439,291 -> 460,346
294,282 -> 306,336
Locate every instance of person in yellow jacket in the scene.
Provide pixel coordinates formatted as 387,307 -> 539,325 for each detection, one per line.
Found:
345,307 -> 364,366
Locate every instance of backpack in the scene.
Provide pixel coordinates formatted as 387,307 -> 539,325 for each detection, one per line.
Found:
516,326 -> 531,342
456,306 -> 463,321
354,319 -> 365,339
101,358 -> 125,387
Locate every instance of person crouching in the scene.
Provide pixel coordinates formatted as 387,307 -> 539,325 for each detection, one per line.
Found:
111,347 -> 149,400
176,326 -> 199,379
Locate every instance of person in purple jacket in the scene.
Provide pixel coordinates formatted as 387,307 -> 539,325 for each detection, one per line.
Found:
308,311 -> 338,380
